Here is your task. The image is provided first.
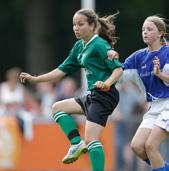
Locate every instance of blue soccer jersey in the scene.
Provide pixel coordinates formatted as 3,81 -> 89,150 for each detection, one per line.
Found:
123,45 -> 169,102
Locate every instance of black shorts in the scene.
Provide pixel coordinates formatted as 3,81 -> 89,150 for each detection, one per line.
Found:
75,86 -> 119,127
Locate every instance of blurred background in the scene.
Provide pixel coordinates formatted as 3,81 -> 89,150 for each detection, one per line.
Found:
0,0 -> 169,171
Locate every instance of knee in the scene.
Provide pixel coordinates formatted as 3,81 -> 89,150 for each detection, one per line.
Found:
145,140 -> 155,154
85,136 -> 95,145
85,134 -> 99,145
130,140 -> 145,156
51,102 -> 61,115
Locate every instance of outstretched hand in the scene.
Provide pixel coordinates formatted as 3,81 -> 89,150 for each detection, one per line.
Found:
20,72 -> 37,83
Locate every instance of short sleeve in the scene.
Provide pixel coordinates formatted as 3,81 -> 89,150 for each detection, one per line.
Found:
58,45 -> 81,75
95,42 -> 122,70
104,58 -> 122,70
123,51 -> 138,69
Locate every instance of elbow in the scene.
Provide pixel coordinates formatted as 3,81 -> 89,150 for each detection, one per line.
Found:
117,67 -> 123,76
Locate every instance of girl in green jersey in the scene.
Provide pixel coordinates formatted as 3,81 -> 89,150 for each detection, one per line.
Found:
20,8 -> 123,171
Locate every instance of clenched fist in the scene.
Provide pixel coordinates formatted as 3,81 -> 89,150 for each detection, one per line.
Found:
20,72 -> 37,83
94,81 -> 110,91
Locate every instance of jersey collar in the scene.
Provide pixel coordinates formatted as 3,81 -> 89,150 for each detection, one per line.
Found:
82,34 -> 98,48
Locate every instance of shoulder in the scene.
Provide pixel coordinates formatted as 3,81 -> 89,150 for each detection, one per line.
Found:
68,40 -> 83,55
0,82 -> 7,89
92,36 -> 111,50
162,45 -> 169,52
134,48 -> 147,55
157,45 -> 169,58
73,40 -> 83,49
159,45 -> 169,61
95,36 -> 109,45
129,48 -> 147,58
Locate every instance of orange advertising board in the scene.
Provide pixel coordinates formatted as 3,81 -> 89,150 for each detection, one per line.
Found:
0,117 -> 115,171
0,116 -> 21,171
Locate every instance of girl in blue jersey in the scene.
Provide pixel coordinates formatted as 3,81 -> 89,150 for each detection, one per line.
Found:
20,8 -> 123,171
109,15 -> 169,171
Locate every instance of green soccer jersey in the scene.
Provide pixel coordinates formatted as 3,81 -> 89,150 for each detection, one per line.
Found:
58,35 -> 122,90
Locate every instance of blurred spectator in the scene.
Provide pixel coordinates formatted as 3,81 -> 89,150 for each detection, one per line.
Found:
113,81 -> 147,171
36,81 -> 58,120
56,77 -> 78,100
0,67 -> 41,141
35,77 -> 79,121
56,77 -> 86,123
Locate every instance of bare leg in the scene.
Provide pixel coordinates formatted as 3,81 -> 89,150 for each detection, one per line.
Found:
85,120 -> 104,143
145,126 -> 167,169
85,120 -> 105,171
131,128 -> 151,160
52,98 -> 84,115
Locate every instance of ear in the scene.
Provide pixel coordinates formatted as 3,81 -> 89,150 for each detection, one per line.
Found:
159,31 -> 164,38
90,23 -> 95,32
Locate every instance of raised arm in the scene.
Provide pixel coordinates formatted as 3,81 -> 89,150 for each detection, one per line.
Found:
153,56 -> 169,84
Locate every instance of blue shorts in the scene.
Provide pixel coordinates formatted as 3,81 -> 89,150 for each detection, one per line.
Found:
75,86 -> 119,127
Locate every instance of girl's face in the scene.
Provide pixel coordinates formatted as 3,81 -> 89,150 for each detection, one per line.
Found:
142,20 -> 162,45
73,13 -> 94,42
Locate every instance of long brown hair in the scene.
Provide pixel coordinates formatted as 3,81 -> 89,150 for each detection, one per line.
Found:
76,8 -> 119,48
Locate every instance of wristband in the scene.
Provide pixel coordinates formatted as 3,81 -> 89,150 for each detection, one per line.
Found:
101,82 -> 110,91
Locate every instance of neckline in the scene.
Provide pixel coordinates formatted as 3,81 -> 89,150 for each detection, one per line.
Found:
82,34 -> 98,48
146,45 -> 166,53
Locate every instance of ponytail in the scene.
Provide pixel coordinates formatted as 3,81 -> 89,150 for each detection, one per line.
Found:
98,12 -> 119,48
